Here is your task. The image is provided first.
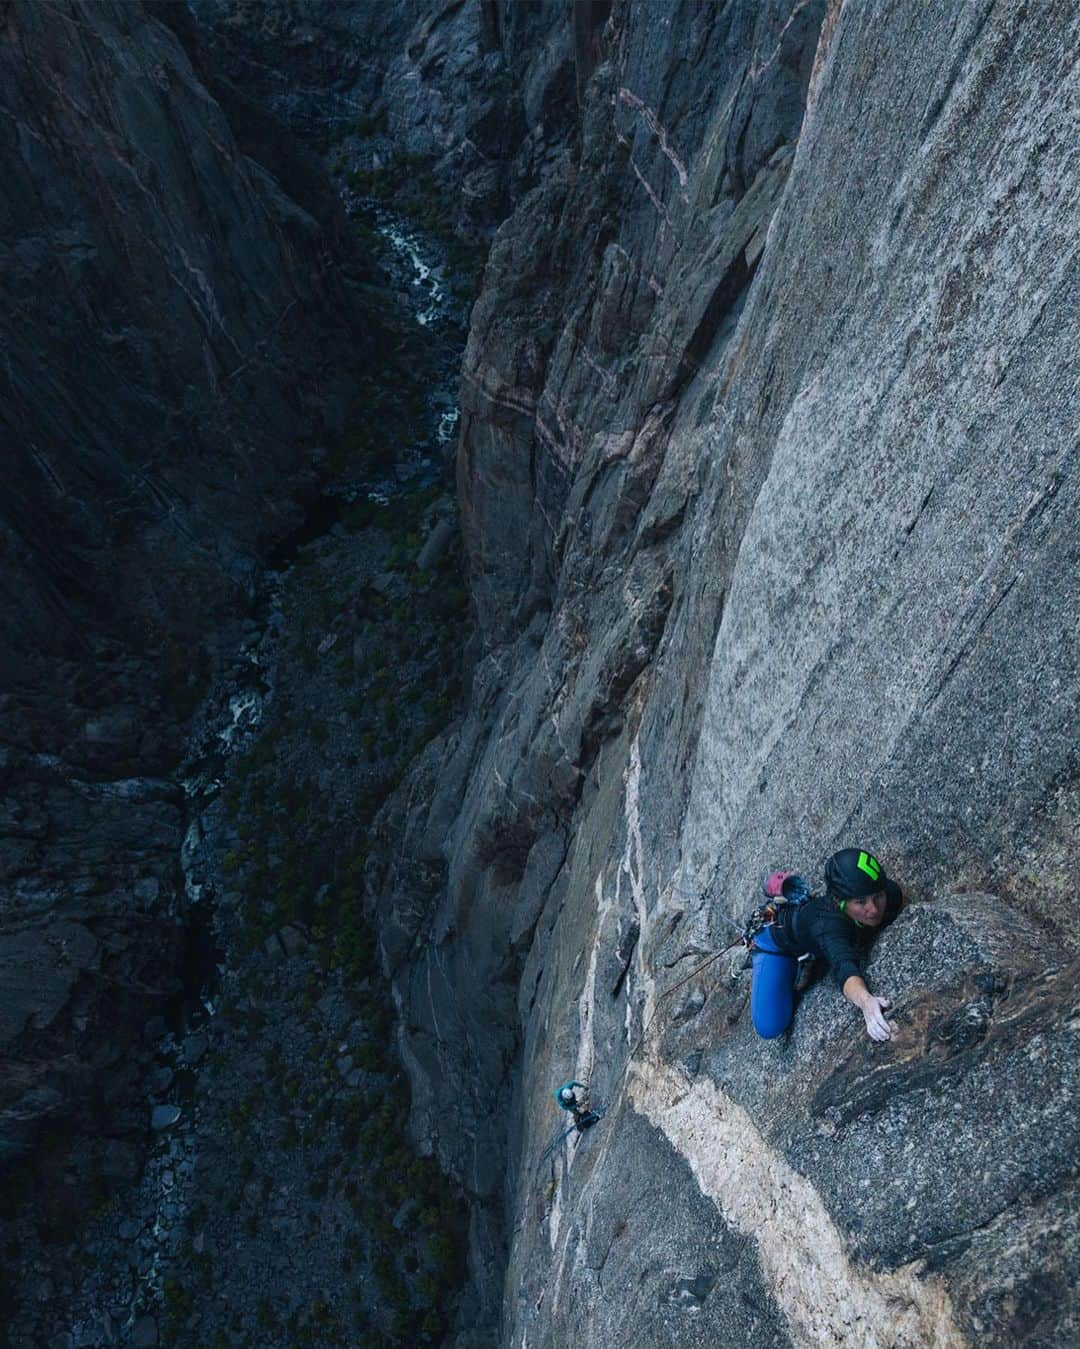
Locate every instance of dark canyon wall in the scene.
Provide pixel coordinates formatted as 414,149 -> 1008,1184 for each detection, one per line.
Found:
0,0 -> 363,694
0,0 -> 365,1204
192,0 -> 592,235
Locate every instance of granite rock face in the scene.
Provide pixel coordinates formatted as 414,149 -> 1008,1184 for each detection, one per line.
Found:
0,0 -> 364,1194
369,1 -> 1079,1345
187,0 -> 425,135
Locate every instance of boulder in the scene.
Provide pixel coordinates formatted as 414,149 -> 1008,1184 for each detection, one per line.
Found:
416,518 -> 456,572
150,1105 -> 181,1131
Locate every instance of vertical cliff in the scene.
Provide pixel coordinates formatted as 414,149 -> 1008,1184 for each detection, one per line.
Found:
0,0 -> 364,693
191,0 -> 579,236
371,1 -> 1079,1344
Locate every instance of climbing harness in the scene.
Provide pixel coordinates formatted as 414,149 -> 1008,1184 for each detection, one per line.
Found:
743,900 -> 783,948
742,872 -> 815,951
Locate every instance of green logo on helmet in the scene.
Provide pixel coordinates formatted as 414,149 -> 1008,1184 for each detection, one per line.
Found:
857,852 -> 881,881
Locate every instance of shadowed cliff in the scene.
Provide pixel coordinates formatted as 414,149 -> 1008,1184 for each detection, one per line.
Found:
0,0 -> 371,1241
0,0 -> 366,692
368,1 -> 1078,1344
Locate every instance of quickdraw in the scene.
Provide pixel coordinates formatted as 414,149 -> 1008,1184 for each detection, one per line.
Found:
742,900 -> 782,948
743,880 -> 814,951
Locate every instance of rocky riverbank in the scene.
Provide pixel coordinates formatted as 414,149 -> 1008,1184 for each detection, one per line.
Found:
5,455 -> 473,1342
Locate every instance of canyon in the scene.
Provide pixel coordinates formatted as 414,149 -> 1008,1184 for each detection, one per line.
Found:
1,2 -> 1076,1346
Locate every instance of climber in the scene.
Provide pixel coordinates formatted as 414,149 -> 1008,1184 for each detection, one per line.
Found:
749,848 -> 903,1042
553,1080 -> 602,1131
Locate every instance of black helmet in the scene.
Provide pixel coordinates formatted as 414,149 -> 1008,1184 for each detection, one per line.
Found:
825,848 -> 886,900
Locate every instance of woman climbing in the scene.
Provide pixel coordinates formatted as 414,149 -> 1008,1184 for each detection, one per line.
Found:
750,847 -> 903,1041
553,1081 -> 603,1132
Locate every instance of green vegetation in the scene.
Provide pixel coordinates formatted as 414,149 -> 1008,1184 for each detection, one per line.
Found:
346,110 -> 389,139
162,1277 -> 195,1339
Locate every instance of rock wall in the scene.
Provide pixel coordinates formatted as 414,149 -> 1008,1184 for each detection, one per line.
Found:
0,0 -> 366,1214
0,0 -> 364,693
371,1 -> 1079,1345
187,0 -> 425,134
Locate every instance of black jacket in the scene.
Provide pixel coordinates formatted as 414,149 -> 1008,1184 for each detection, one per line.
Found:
772,879 -> 903,988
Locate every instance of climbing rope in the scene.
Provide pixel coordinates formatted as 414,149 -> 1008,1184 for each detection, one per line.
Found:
616,894 -> 810,1075
534,891 -> 809,1177
530,935 -> 744,1181
621,933 -> 745,1074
